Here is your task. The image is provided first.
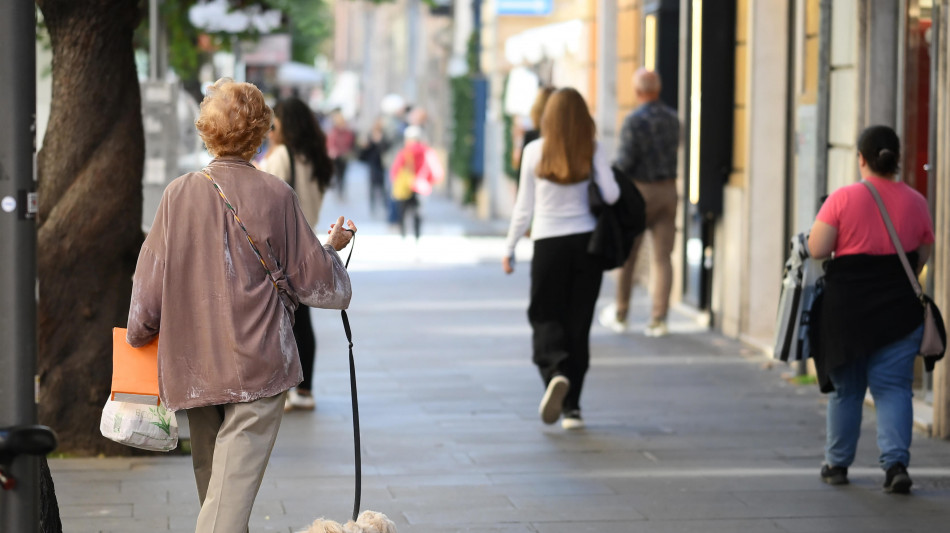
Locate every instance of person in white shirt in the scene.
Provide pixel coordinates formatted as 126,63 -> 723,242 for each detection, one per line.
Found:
502,88 -> 619,430
258,97 -> 334,411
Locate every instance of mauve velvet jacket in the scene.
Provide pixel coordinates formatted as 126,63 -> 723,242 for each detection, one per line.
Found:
126,157 -> 351,411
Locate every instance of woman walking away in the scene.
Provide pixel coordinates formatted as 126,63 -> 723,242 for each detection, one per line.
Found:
809,125 -> 935,494
259,96 -> 335,412
358,117 -> 389,216
502,88 -> 619,430
126,78 -> 357,532
389,125 -> 440,241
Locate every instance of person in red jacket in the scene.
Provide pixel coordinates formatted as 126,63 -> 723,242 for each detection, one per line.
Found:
389,125 -> 441,241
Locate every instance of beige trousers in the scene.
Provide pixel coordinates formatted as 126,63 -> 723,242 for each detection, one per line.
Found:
616,179 -> 678,323
186,393 -> 285,533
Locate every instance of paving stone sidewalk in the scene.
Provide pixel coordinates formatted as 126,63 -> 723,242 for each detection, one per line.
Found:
50,165 -> 950,532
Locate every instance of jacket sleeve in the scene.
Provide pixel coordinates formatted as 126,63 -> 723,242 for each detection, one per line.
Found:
389,149 -> 406,181
127,192 -> 168,347
504,140 -> 539,257
593,142 -> 620,205
284,195 -> 352,310
614,113 -> 639,177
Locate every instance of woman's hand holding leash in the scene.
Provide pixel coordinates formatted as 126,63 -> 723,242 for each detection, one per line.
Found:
327,216 -> 358,251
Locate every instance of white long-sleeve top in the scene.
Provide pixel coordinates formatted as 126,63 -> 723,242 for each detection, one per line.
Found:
505,138 -> 620,257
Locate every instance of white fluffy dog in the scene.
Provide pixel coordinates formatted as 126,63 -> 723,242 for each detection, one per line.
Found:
303,510 -> 397,533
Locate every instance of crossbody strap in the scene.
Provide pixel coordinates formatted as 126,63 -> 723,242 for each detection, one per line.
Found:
203,170 -> 280,292
861,180 -> 925,303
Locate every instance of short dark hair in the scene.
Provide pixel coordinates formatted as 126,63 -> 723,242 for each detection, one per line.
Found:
857,125 -> 900,176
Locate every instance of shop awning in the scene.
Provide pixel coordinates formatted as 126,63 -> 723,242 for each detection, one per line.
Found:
504,19 -> 584,65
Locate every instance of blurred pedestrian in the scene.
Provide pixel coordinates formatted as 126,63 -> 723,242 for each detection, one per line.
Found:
126,78 -> 356,532
514,86 -> 555,177
380,98 -> 409,225
599,69 -> 680,337
502,88 -> 619,430
808,125 -> 935,493
326,109 -> 355,199
258,96 -> 335,412
357,117 -> 389,217
389,125 -> 440,241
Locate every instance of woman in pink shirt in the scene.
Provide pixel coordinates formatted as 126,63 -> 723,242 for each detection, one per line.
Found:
808,125 -> 935,494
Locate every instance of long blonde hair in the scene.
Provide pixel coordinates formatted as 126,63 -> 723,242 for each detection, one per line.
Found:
535,88 -> 595,184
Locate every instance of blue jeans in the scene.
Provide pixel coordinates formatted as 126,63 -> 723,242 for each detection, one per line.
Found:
825,324 -> 923,470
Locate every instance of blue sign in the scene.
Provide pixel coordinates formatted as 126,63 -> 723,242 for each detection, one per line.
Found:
497,0 -> 553,16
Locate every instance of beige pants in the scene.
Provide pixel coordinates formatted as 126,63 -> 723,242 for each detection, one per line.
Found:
616,179 -> 678,323
187,393 -> 285,533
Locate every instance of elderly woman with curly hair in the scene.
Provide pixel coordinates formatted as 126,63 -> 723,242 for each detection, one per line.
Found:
126,78 -> 357,532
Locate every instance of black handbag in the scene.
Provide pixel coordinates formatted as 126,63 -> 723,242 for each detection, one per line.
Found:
587,166 -> 646,270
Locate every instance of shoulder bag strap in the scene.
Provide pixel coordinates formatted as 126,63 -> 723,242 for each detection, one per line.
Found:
202,170 -> 281,292
861,180 -> 925,303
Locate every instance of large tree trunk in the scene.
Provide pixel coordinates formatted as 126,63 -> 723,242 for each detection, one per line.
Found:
36,0 -> 144,455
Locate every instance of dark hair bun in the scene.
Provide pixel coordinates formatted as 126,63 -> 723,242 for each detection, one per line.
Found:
857,125 -> 900,176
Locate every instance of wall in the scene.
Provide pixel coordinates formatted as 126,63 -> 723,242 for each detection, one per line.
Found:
825,0 -> 858,197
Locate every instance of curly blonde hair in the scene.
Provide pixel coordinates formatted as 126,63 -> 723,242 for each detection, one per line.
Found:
195,78 -> 272,160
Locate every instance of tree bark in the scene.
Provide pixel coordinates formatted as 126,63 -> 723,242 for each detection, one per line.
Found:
36,0 -> 145,455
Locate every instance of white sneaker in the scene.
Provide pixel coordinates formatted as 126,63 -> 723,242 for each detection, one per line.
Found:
561,410 -> 585,430
539,376 -> 570,425
285,389 -> 316,412
644,320 -> 668,338
598,304 -> 627,333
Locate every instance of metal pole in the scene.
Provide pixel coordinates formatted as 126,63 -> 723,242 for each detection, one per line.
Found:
405,0 -> 421,102
596,0 -> 619,157
0,1 -> 39,531
149,0 -> 159,80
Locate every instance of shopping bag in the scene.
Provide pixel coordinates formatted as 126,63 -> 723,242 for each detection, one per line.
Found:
99,399 -> 178,452
111,328 -> 160,405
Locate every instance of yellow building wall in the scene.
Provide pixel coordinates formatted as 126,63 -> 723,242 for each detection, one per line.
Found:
731,0 -> 749,189
616,0 -> 641,130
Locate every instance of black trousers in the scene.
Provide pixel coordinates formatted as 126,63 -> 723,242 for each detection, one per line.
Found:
368,163 -> 387,215
529,232 -> 602,411
396,193 -> 421,240
294,305 -> 317,391
333,157 -> 349,196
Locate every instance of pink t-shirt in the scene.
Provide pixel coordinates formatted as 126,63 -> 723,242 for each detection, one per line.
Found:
816,175 -> 935,257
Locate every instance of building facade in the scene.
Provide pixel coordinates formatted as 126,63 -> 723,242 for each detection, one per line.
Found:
484,0 -> 950,435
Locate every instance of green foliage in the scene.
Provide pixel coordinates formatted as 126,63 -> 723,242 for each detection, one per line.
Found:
134,0 -> 333,83
448,31 -> 483,204
500,72 -> 517,181
449,75 -> 475,180
268,0 -> 333,64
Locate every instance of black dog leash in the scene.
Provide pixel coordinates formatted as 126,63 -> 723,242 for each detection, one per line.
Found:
340,229 -> 360,521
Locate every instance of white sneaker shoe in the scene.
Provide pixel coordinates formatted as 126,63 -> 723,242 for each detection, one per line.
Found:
539,376 -> 570,425
598,304 -> 627,333
644,319 -> 668,338
561,410 -> 585,430
285,389 -> 316,412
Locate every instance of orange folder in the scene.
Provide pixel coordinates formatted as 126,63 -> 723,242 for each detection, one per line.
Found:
111,328 -> 160,406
